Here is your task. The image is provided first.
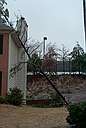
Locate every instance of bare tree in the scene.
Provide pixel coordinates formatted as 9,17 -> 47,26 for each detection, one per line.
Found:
3,0 -> 69,105
57,44 -> 69,73
42,45 -> 58,74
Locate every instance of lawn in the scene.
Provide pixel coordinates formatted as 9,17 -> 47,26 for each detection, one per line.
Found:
0,104 -> 69,128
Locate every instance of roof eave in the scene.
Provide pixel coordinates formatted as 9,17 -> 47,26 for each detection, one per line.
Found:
11,30 -> 22,48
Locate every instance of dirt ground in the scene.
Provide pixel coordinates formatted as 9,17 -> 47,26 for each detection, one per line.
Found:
0,104 -> 69,128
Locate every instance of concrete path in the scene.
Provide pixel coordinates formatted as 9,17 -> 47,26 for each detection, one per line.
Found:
0,104 -> 69,128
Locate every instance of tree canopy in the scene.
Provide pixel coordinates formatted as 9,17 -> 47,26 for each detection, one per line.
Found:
70,42 -> 85,74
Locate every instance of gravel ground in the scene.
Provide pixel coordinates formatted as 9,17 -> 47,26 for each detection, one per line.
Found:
0,104 -> 69,128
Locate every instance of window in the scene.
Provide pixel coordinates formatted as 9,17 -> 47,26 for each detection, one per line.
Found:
0,34 -> 3,54
0,71 -> 2,95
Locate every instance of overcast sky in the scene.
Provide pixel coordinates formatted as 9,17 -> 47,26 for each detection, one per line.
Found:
7,0 -> 85,51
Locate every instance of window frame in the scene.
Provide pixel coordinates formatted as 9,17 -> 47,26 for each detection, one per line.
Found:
0,71 -> 2,95
0,34 -> 3,54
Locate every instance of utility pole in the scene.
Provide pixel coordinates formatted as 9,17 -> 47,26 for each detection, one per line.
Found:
83,0 -> 86,51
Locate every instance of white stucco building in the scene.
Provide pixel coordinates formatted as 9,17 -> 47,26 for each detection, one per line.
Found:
0,17 -> 28,101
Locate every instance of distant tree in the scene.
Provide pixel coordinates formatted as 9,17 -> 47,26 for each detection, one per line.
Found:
27,53 -> 42,75
57,44 -> 69,73
71,42 -> 84,59
42,46 -> 58,74
0,0 -> 12,26
70,42 -> 84,74
79,53 -> 86,73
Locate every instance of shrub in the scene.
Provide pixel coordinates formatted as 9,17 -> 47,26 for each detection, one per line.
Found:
67,102 -> 86,128
6,87 -> 23,106
0,96 -> 7,104
49,93 -> 64,107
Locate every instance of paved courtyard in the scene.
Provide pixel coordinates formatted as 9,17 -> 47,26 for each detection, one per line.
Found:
0,104 -> 69,128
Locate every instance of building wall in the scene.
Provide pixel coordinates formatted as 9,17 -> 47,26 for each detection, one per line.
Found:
8,34 -> 27,100
0,32 -> 9,96
16,50 -> 27,100
8,34 -> 19,89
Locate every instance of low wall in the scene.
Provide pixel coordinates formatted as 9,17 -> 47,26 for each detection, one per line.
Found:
27,99 -> 49,105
